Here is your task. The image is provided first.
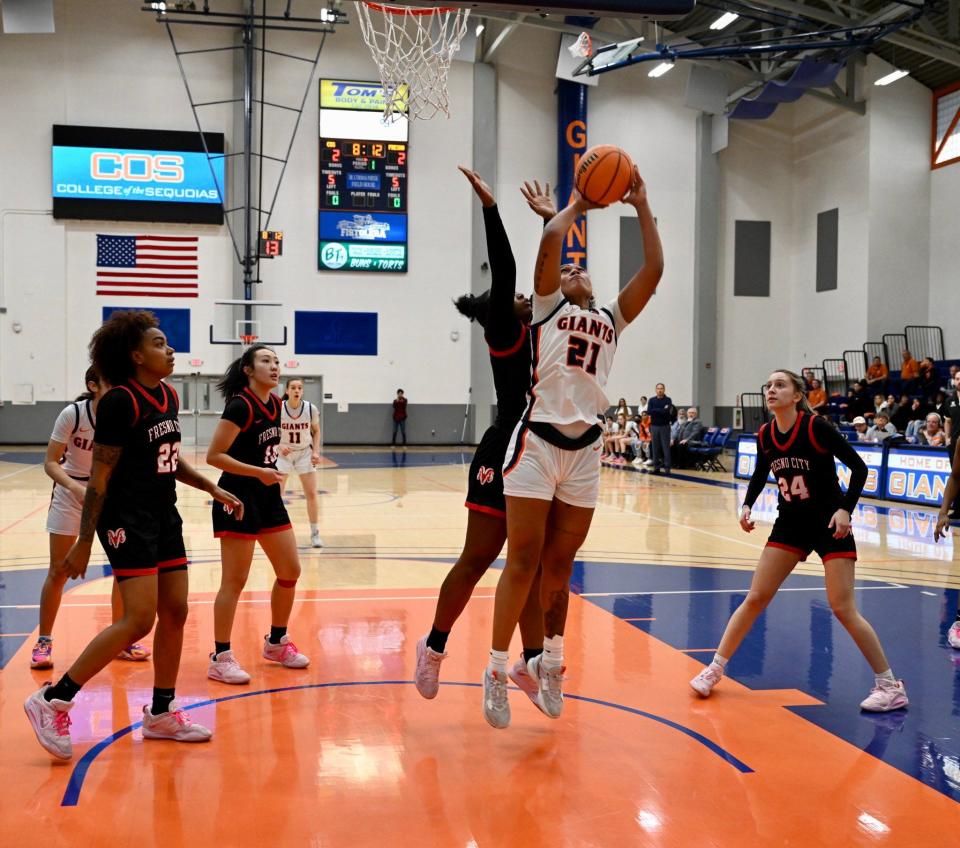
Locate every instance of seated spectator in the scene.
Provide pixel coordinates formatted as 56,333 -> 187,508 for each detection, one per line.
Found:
865,356 -> 888,390
943,364 -> 959,394
636,395 -> 649,415
601,415 -> 618,458
918,412 -> 947,446
905,399 -> 931,441
890,394 -> 913,432
610,414 -> 639,464
918,357 -> 939,400
801,368 -> 815,392
672,407 -> 706,469
615,397 -> 632,418
900,349 -> 920,393
848,380 -> 872,418
866,412 -> 897,443
631,413 -> 653,466
807,378 -> 828,413
871,393 -> 888,419
851,416 -> 870,442
885,393 -> 899,414
934,390 -> 949,423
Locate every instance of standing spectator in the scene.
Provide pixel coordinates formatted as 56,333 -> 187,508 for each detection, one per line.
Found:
851,416 -> 870,442
807,379 -> 828,414
646,383 -> 673,474
636,395 -> 649,415
865,356 -> 888,391
905,399 -> 930,441
392,389 -> 408,446
890,394 -> 913,432
848,381 -> 871,419
866,412 -> 896,443
900,349 -> 920,393
672,407 -> 706,469
918,412 -> 946,447
918,357 -> 939,401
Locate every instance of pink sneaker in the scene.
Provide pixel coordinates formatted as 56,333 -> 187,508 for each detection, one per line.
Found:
860,679 -> 908,712
207,650 -> 251,685
117,643 -> 151,662
690,662 -> 724,697
30,640 -> 53,670
948,621 -> 960,649
507,657 -> 539,704
262,634 -> 309,668
23,684 -> 73,760
414,635 -> 447,699
142,702 -> 212,742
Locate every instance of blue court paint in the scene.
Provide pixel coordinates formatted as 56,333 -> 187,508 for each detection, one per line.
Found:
60,679 -> 752,806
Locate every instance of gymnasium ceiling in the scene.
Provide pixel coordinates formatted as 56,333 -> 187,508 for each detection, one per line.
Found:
469,1 -> 960,112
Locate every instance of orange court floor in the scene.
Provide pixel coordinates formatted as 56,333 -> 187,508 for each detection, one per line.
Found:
0,445 -> 958,847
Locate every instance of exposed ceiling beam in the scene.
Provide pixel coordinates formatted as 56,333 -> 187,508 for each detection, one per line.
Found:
483,19 -> 522,61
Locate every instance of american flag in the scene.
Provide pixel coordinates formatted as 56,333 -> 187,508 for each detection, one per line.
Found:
96,234 -> 199,298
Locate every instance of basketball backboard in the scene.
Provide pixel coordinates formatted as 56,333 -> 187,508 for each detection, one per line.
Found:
210,299 -> 288,347
377,1 -> 695,19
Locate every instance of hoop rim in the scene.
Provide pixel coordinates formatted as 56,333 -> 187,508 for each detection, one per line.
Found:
240,334 -> 260,345
361,2 -> 462,15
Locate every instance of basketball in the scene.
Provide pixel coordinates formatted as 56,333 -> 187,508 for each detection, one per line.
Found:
575,144 -> 635,206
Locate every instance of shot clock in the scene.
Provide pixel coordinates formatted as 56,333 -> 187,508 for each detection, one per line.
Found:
258,230 -> 283,258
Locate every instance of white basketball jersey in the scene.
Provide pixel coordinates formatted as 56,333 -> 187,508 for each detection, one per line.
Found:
525,290 -> 626,428
280,400 -> 314,450
49,400 -> 96,478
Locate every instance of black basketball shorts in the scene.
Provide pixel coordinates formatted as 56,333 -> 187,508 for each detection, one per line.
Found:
213,476 -> 292,539
97,503 -> 188,581
766,508 -> 857,563
465,425 -> 511,519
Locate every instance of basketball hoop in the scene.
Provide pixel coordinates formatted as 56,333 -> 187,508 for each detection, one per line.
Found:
354,2 -> 470,120
240,334 -> 259,348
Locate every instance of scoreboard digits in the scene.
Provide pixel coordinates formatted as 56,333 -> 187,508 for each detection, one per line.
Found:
320,140 -> 407,212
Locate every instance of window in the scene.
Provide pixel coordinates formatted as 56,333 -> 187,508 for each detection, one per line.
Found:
932,82 -> 960,169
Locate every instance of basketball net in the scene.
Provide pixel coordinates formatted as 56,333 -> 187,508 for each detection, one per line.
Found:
240,334 -> 259,348
354,2 -> 470,120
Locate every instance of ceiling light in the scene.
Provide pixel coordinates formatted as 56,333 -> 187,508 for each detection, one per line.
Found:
475,22 -> 485,36
874,68 -> 909,86
710,12 -> 739,30
648,62 -> 674,78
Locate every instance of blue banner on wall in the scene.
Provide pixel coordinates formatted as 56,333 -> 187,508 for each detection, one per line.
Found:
54,147 -> 224,204
294,311 -> 377,356
102,306 -> 190,353
557,79 -> 588,268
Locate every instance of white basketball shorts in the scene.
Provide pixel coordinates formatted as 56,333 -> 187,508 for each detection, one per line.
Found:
277,448 -> 315,475
46,483 -> 84,536
502,422 -> 602,509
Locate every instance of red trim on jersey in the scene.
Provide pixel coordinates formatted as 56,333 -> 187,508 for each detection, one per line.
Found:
157,556 -> 189,570
822,552 -> 857,562
243,387 -> 280,421
465,501 -> 507,518
129,379 -> 170,414
115,385 -> 141,427
258,522 -> 293,535
770,412 -> 804,452
765,541 -> 808,560
111,566 -> 159,577
808,415 -> 828,453
489,325 -> 528,358
236,394 -> 256,432
214,523 -> 291,540
757,422 -> 769,453
503,426 -> 529,477
523,327 -> 543,419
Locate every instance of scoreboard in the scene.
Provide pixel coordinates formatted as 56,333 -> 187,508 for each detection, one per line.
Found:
318,79 -> 409,273
320,139 -> 407,212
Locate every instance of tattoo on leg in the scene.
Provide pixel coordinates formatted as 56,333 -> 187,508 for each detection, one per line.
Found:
544,588 -> 569,637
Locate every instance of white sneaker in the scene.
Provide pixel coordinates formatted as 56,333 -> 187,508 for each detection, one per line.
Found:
482,667 -> 511,729
142,702 -> 212,742
948,620 -> 960,649
207,650 -> 251,684
507,657 -> 539,704
23,684 -> 73,760
311,530 -> 324,548
531,655 -> 565,718
643,460 -> 654,467
414,635 -> 447,699
690,662 -> 724,697
263,634 -> 310,668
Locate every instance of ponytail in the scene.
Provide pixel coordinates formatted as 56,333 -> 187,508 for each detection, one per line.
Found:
776,368 -> 816,415
217,343 -> 275,399
454,290 -> 491,330
74,365 -> 100,401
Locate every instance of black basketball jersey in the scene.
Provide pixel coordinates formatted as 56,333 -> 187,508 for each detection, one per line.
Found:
220,388 -> 282,481
94,380 -> 181,510
747,412 -> 865,516
488,324 -> 531,432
